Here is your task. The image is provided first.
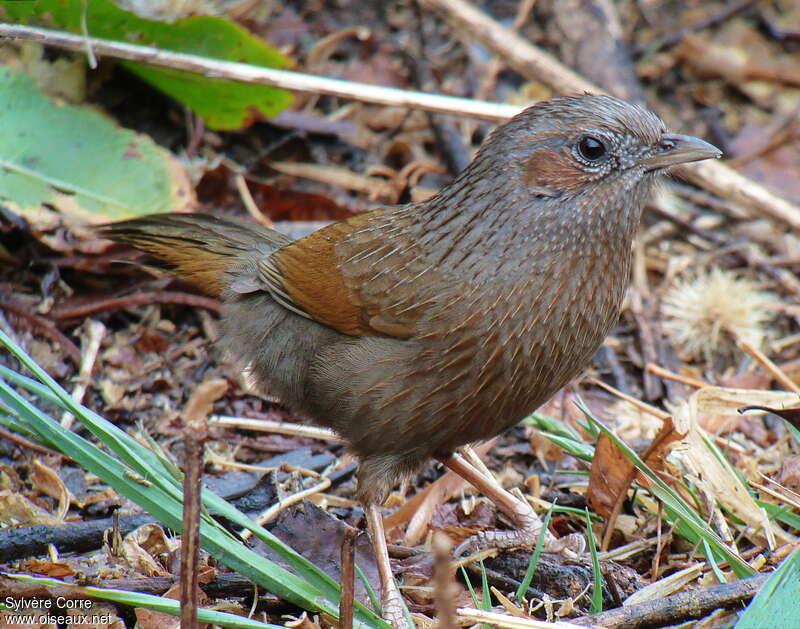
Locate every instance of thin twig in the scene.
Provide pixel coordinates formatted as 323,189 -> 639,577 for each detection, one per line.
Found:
242,476 -> 332,535
587,376 -> 671,421
645,363 -> 708,389
209,415 -> 344,442
0,23 -> 518,122
0,426 -> 67,458
50,291 -> 222,320
737,337 -> 800,394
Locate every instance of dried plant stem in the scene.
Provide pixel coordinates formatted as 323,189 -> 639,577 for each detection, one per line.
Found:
0,23 -> 518,122
586,376 -> 672,421
179,380 -> 223,629
645,363 -> 708,389
750,479 -> 800,512
234,173 -> 273,228
456,608 -> 585,628
339,526 -> 357,629
246,476 -> 332,531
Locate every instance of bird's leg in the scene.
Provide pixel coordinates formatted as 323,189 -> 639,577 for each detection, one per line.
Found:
364,503 -> 410,628
438,448 -> 584,558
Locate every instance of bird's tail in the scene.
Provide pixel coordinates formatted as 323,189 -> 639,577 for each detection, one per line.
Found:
98,213 -> 289,297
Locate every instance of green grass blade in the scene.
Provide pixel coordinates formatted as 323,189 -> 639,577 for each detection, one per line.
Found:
514,506 -> 554,601
584,509 -> 603,613
356,564 -> 381,615
479,560 -> 492,629
461,565 -> 480,608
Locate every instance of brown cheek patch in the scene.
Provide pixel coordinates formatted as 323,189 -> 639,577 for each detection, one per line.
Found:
523,149 -> 587,194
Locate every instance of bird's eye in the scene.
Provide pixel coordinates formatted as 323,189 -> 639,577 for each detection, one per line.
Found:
577,136 -> 606,161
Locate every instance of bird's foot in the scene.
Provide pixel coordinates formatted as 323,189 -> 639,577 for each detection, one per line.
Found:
440,449 -> 584,559
380,585 -> 412,629
454,510 -> 585,558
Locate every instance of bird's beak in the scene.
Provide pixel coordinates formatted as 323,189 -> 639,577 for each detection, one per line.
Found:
643,133 -> 722,171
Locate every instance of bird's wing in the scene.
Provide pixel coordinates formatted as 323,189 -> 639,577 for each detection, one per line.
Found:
258,208 -> 441,338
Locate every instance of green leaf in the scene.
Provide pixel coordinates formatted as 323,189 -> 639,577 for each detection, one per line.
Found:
522,412 -> 595,461
759,501 -> 800,530
0,0 -> 292,129
0,68 -> 191,221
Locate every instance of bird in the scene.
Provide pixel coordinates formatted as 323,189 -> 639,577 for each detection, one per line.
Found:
99,94 -> 720,627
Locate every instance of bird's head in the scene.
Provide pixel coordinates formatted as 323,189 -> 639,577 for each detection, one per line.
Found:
485,94 -> 720,203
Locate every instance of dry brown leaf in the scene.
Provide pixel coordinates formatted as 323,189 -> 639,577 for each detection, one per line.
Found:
0,491 -> 62,526
30,459 -> 77,517
121,523 -> 176,577
587,416 -> 683,520
183,379 -> 228,422
587,432 -> 631,519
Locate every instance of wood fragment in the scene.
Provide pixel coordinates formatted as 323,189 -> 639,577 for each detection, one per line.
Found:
570,573 -> 768,628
